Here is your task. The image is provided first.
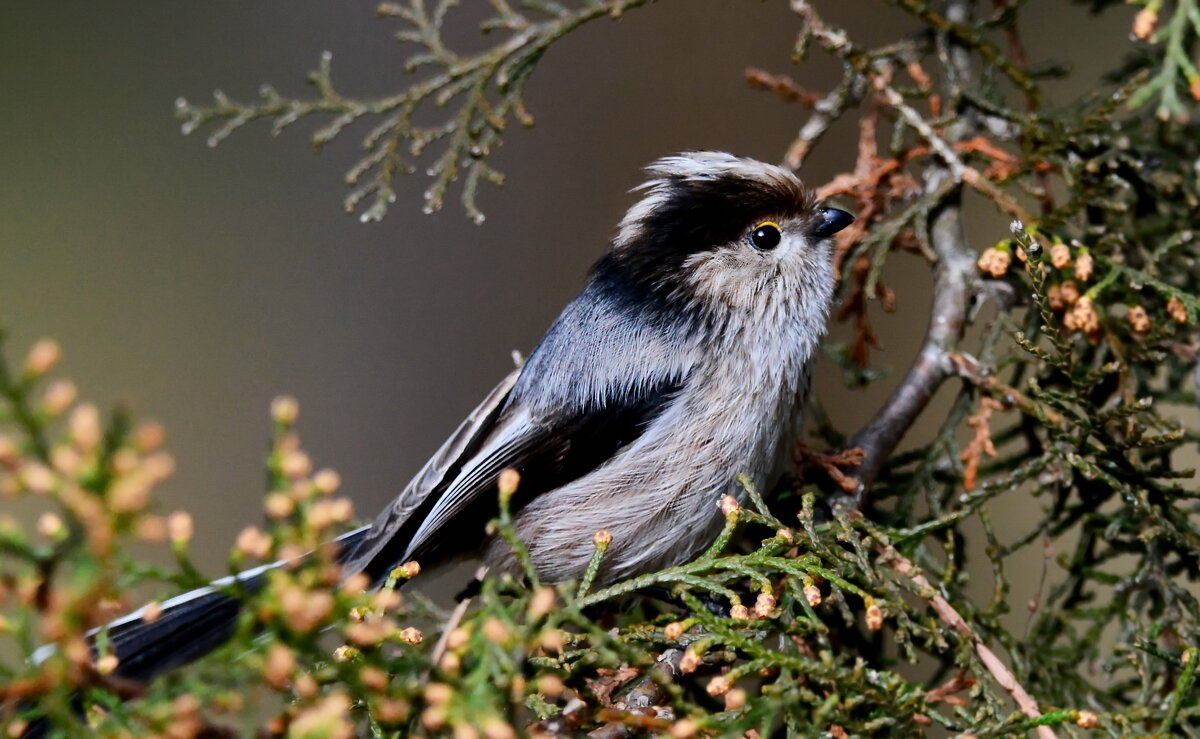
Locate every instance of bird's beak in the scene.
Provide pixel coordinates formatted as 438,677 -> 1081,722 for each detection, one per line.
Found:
813,207 -> 855,238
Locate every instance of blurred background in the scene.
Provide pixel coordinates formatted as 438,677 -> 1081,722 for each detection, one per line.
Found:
0,2 -> 1131,593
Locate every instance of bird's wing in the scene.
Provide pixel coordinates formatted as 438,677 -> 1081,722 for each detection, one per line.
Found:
405,369 -> 682,554
342,271 -> 696,582
342,366 -> 683,582
339,367 -> 522,580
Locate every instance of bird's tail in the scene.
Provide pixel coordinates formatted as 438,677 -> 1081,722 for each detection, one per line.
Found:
20,525 -> 372,735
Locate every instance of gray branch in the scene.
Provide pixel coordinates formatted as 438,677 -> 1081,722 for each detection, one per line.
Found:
846,180 -> 977,498
841,0 -> 981,498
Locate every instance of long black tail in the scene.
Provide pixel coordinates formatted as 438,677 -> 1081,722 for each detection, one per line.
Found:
20,525 -> 372,736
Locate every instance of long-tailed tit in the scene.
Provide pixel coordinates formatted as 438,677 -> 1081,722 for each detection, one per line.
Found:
31,151 -> 853,703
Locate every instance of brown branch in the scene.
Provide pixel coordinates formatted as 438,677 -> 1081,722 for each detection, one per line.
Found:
791,0 -> 980,499
745,67 -> 822,106
884,548 -> 1058,738
924,669 -> 974,706
810,0 -> 1054,724
809,0 -> 1036,499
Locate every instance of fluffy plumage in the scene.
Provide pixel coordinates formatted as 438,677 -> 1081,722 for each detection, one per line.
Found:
345,151 -> 845,584
29,153 -> 852,718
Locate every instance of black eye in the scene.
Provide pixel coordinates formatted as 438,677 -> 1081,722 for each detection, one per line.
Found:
750,222 -> 781,251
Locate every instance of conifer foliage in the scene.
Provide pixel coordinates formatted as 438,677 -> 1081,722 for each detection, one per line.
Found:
4,1 -> 1200,735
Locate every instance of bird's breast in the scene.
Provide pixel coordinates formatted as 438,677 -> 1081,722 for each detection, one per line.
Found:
487,324 -> 817,585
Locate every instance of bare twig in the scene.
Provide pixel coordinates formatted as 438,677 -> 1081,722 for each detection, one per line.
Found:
745,67 -> 822,107
784,76 -> 865,169
885,549 -> 1058,739
429,564 -> 489,667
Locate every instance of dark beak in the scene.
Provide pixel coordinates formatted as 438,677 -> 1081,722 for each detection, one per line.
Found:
813,207 -> 855,238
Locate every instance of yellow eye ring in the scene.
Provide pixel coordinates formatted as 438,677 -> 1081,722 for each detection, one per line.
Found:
750,221 -> 782,251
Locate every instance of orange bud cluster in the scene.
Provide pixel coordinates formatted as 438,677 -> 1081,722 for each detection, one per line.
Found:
1168,297 -> 1188,323
1049,243 -> 1071,269
1064,297 -> 1100,334
706,675 -> 730,696
236,526 -> 273,559
262,643 -> 295,688
754,592 -> 776,618
167,511 -> 194,544
1128,305 -> 1151,333
289,693 -> 354,739
679,648 -> 702,674
865,601 -> 884,631
345,615 -> 397,646
1076,710 -> 1101,729
40,380 -> 77,416
482,617 -> 511,644
528,586 -> 556,619
24,339 -> 61,376
277,583 -> 334,633
724,687 -> 747,710
977,247 -> 1011,277
1074,251 -> 1094,281
270,396 -> 300,425
1133,7 -> 1158,40
804,580 -> 823,607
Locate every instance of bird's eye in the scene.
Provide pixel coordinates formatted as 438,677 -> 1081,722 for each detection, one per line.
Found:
750,222 -> 782,251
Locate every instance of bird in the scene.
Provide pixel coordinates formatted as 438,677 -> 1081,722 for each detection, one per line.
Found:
28,151 -> 853,711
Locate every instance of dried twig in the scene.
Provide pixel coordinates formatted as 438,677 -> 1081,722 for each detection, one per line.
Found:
884,549 -> 1058,739
744,67 -> 822,107
784,76 -> 865,169
586,649 -> 682,738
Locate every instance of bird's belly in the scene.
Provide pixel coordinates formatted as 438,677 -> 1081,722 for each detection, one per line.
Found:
482,414 -> 784,586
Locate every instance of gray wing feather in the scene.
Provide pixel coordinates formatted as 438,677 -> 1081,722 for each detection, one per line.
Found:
405,367 -> 522,500
400,410 -> 564,557
339,367 -> 522,578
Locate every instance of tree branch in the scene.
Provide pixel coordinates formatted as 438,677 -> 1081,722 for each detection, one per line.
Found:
845,182 -> 977,497
784,75 -> 865,169
885,549 -> 1058,739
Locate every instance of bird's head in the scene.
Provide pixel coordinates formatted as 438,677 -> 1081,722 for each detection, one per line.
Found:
605,151 -> 852,313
